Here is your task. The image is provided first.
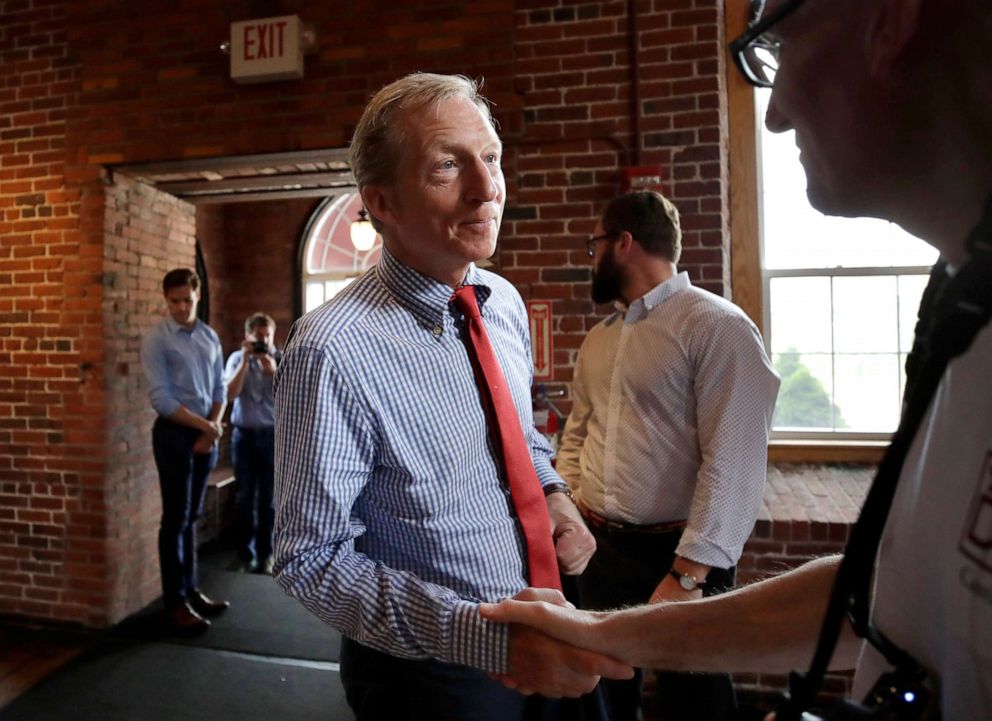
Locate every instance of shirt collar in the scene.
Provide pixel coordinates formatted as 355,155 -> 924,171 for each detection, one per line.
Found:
622,271 -> 691,323
375,246 -> 491,333
165,316 -> 200,335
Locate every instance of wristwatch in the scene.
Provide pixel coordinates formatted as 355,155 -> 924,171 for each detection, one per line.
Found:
669,569 -> 707,591
543,483 -> 575,501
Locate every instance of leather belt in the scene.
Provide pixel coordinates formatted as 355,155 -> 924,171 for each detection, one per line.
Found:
577,500 -> 686,535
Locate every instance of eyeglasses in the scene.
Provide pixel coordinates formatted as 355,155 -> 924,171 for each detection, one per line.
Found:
585,233 -> 618,257
729,0 -> 811,89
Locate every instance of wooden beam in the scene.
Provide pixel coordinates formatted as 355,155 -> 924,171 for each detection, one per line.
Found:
159,171 -> 354,194
109,147 -> 351,177
726,0 -> 765,333
187,186 -> 357,204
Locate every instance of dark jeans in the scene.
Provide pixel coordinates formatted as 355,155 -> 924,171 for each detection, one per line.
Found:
340,637 -> 558,721
578,524 -> 738,721
231,426 -> 275,564
151,417 -> 217,608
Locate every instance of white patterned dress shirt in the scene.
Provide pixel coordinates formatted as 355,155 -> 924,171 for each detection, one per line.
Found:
273,247 -> 560,675
557,272 -> 780,568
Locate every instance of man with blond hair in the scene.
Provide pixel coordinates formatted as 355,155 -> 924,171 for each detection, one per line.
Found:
274,73 -> 630,719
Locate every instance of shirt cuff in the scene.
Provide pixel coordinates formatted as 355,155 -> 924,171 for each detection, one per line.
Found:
152,397 -> 180,418
448,601 -> 509,674
675,528 -> 739,569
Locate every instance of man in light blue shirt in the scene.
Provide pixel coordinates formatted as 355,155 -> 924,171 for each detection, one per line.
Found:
141,268 -> 230,634
274,73 -> 631,720
224,312 -> 280,575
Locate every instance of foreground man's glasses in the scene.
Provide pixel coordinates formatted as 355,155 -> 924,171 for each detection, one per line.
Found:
729,0 -> 811,88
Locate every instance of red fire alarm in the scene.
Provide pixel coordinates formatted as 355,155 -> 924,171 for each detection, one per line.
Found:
621,166 -> 665,194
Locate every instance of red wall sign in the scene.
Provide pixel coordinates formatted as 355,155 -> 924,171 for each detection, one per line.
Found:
527,300 -> 553,381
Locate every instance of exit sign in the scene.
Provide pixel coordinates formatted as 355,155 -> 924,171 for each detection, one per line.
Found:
230,15 -> 304,84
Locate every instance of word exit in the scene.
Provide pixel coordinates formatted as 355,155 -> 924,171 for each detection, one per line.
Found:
230,15 -> 304,84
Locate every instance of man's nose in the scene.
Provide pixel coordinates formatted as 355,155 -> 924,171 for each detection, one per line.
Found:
764,89 -> 792,134
465,157 -> 499,204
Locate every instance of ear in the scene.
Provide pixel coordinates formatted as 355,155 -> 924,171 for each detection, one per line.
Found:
615,230 -> 636,254
865,0 -> 925,77
360,185 -> 396,229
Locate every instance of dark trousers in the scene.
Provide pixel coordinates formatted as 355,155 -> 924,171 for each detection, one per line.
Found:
231,426 -> 275,564
151,417 -> 217,608
341,637 -> 559,721
578,524 -> 738,721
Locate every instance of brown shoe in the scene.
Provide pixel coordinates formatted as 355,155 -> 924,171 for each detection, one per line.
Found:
168,601 -> 210,635
188,589 -> 230,618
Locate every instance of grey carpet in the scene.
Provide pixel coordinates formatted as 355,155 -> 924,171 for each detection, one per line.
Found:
112,568 -> 342,662
0,642 -> 353,721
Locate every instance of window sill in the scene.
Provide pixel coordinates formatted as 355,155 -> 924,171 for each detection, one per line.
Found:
768,440 -> 887,465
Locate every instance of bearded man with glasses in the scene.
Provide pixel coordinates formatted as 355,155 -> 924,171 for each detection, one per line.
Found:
482,2 -> 992,719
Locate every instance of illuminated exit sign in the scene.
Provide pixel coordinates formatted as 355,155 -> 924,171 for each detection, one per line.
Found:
230,15 -> 303,84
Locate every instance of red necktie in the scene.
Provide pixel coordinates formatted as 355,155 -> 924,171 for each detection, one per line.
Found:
452,285 -> 562,591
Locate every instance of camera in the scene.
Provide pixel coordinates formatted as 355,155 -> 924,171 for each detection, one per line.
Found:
251,340 -> 269,354
790,669 -> 934,721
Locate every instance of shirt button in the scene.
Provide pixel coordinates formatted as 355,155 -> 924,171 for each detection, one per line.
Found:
432,326 -> 443,337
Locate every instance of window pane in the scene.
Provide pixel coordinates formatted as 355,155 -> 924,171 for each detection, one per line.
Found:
832,276 -> 898,353
305,282 -> 324,314
757,89 -> 938,270
772,352 -> 836,430
769,276 -> 832,354
324,278 -> 354,301
833,353 -> 901,432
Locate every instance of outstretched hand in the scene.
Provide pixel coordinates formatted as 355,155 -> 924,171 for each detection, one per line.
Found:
484,587 -> 632,697
482,588 -> 606,655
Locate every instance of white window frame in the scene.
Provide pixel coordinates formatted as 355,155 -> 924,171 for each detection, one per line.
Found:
763,265 -> 931,442
300,191 -> 381,313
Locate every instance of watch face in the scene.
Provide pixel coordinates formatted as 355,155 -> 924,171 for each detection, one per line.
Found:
678,574 -> 696,591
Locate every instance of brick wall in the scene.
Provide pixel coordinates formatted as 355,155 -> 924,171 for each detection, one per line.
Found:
0,0 -> 107,626
501,0 -> 728,392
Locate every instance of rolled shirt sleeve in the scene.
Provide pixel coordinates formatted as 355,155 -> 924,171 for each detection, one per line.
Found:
677,314 -> 780,567
141,325 -> 182,418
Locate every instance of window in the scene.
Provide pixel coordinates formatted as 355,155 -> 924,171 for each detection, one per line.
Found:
301,192 -> 382,313
756,89 -> 938,440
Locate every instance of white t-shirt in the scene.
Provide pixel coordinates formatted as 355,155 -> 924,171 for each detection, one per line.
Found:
854,321 -> 992,719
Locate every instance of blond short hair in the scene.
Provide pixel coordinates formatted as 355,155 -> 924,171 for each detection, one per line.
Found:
349,73 -> 494,191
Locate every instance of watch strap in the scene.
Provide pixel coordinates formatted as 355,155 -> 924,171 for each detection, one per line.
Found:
543,483 -> 574,501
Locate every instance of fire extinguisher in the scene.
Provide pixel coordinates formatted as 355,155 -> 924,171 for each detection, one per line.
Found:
533,384 -> 565,456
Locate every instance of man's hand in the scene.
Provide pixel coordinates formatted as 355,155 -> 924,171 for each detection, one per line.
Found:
502,622 -> 633,697
485,587 -> 632,697
192,434 -> 215,455
546,492 -> 595,575
257,352 -> 277,376
199,419 -> 221,443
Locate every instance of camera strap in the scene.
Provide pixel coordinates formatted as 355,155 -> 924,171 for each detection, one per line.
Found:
776,196 -> 992,721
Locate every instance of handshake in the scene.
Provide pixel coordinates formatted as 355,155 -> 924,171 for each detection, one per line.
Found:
480,587 -> 634,698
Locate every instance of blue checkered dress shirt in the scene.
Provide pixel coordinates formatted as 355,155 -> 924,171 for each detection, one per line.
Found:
273,247 -> 559,674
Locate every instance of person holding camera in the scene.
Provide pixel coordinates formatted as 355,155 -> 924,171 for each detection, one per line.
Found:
225,312 -> 281,575
482,1 -> 992,719
141,268 -> 230,634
